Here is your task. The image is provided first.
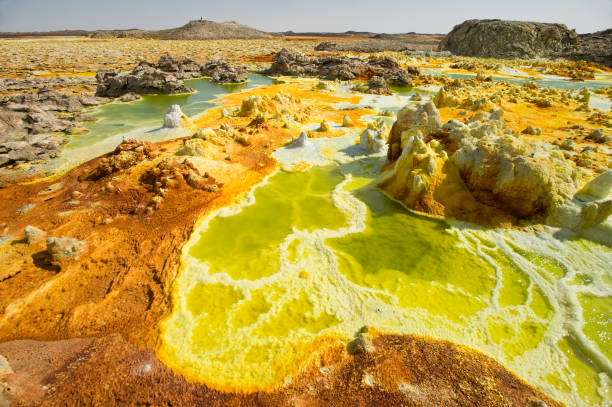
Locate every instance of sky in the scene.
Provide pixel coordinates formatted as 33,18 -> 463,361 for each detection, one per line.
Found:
0,0 -> 610,34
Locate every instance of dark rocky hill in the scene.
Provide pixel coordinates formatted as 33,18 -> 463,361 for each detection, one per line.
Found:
438,19 -> 612,66
90,20 -> 270,40
438,19 -> 578,59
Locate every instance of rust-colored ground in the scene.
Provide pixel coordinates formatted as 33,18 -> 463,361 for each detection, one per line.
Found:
0,332 -> 561,407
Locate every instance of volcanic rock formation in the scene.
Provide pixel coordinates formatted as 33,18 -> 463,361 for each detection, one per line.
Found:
563,28 -> 612,67
95,64 -> 193,98
438,19 -> 577,59
266,49 -> 415,85
0,89 -> 102,167
96,55 -> 248,97
439,19 -> 612,66
155,55 -> 203,79
201,59 -> 247,83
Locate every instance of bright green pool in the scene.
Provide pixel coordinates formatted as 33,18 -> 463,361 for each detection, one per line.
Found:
160,154 -> 612,405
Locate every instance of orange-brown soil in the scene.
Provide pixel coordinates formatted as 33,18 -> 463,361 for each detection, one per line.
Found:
0,332 -> 561,407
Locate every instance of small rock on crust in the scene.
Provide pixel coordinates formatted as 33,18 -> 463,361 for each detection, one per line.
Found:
522,126 -> 542,135
24,225 -> 46,244
46,236 -> 85,263
292,131 -> 308,147
120,93 -> 140,102
347,327 -> 374,355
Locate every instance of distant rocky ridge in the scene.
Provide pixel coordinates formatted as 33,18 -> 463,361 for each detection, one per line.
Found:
90,20 -> 270,40
0,29 -> 93,38
0,29 -> 142,39
315,34 -> 444,53
439,19 -> 612,66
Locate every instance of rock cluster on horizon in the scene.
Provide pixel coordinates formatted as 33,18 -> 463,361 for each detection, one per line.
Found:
266,49 -> 417,85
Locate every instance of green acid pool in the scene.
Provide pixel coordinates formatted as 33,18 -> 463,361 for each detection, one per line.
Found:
42,74 -> 275,174
70,74 -> 274,149
159,156 -> 612,405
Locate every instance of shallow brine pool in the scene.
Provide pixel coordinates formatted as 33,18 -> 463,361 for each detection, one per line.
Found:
159,150 -> 612,406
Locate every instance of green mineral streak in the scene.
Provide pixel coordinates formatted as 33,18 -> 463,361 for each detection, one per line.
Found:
188,165 -> 347,280
579,293 -> 612,362
257,294 -> 340,338
557,337 -> 607,405
328,186 -> 495,322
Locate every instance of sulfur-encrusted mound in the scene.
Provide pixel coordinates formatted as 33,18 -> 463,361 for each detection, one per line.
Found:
163,105 -> 190,128
379,101 -> 608,228
86,138 -> 157,181
386,101 -> 442,162
359,119 -> 389,154
451,123 -> 581,218
438,19 -> 577,59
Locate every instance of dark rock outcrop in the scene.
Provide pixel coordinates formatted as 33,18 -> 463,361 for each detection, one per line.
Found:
266,49 -> 416,84
96,56 -> 248,97
0,89 -> 102,167
201,59 -> 247,83
438,19 -> 578,59
154,55 -> 247,83
439,19 -> 612,66
564,29 -> 612,67
95,64 -> 194,98
156,55 -> 202,79
0,133 -> 65,168
352,75 -> 392,95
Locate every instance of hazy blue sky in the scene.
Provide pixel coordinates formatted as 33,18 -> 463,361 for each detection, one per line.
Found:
0,0 -> 610,34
